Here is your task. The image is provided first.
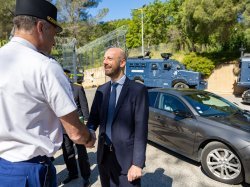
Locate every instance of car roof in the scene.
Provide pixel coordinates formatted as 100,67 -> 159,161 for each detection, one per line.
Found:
148,88 -> 210,97
127,58 -> 180,63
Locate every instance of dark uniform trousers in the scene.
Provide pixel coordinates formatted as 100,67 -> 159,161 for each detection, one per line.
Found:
62,133 -> 90,180
98,144 -> 141,187
0,156 -> 56,187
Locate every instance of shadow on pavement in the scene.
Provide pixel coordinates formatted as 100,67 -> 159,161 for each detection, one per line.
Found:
147,140 -> 199,167
54,149 -> 99,186
142,168 -> 173,187
53,153 -> 64,166
57,164 -> 99,187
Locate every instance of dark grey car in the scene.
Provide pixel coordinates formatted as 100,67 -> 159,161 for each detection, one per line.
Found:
148,88 -> 250,185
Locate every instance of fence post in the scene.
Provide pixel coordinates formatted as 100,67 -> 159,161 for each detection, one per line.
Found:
72,38 -> 77,83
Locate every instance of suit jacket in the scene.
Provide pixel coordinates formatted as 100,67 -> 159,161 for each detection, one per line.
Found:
71,83 -> 89,120
87,77 -> 149,174
63,83 -> 89,134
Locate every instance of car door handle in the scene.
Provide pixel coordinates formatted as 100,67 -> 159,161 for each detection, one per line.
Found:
155,116 -> 161,121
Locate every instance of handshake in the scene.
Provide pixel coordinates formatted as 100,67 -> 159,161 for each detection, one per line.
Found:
79,116 -> 96,148
85,128 -> 96,148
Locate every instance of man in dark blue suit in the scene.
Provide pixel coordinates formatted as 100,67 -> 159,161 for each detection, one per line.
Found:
87,47 -> 149,187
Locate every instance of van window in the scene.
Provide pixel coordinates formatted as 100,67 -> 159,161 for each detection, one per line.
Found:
163,63 -> 171,70
151,64 -> 158,70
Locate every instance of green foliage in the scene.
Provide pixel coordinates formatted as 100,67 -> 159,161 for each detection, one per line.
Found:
182,52 -> 215,76
180,0 -> 240,52
126,0 -> 184,49
53,0 -> 250,55
55,0 -> 106,42
244,28 -> 250,49
50,0 -> 250,74
56,0 -> 103,22
0,0 -> 15,40
0,39 -> 8,47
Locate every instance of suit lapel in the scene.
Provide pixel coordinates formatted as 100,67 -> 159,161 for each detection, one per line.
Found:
102,82 -> 111,126
113,77 -> 130,121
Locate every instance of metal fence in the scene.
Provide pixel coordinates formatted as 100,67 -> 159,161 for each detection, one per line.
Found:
54,26 -> 127,83
77,25 -> 127,70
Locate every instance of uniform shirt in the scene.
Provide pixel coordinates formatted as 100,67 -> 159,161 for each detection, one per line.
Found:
0,37 -> 76,162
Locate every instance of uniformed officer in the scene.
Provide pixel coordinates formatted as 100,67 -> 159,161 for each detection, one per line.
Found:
0,0 -> 95,186
62,69 -> 91,187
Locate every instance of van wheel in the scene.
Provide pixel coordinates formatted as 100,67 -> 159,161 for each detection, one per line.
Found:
173,82 -> 189,89
201,142 -> 243,184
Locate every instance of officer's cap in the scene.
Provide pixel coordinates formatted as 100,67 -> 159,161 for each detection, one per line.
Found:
15,0 -> 62,33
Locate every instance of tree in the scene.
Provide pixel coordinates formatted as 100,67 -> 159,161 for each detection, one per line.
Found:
126,13 -> 141,49
238,0 -> 250,50
180,0 -> 248,52
56,0 -> 101,22
126,0 -> 184,50
127,0 -> 170,49
0,0 -> 15,40
144,0 -> 169,47
55,0 -> 107,39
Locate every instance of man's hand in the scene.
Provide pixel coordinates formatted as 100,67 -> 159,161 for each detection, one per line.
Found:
85,129 -> 96,148
127,165 -> 142,182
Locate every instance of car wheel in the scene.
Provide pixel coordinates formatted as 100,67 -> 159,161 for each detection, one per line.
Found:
173,82 -> 189,89
201,142 -> 243,184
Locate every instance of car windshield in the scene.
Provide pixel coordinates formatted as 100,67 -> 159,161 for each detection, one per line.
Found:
183,92 -> 240,117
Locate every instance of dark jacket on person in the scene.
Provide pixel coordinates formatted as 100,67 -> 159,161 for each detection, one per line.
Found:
71,83 -> 89,120
87,77 -> 149,174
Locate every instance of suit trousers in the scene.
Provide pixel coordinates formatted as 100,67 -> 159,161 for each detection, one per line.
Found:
98,144 -> 141,187
0,156 -> 56,187
62,134 -> 91,180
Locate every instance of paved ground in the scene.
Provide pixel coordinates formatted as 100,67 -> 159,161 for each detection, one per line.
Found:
220,94 -> 249,111
54,89 -> 250,187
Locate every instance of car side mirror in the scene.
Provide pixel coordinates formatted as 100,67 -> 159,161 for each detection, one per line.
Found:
174,110 -> 192,118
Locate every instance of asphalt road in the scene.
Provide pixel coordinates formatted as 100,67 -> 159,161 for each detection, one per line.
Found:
55,88 -> 250,187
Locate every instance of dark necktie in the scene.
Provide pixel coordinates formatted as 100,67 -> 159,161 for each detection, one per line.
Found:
105,82 -> 119,144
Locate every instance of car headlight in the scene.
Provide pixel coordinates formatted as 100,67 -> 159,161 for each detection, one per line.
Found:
243,91 -> 250,97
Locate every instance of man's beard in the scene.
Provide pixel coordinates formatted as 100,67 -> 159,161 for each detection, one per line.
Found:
105,67 -> 120,78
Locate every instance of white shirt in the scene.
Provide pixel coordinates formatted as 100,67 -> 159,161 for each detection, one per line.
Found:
110,75 -> 126,105
0,37 -> 76,162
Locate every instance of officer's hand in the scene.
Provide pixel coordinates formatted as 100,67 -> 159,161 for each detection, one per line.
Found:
85,130 -> 96,148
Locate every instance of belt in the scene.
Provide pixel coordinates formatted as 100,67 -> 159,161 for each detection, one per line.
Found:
23,155 -> 51,164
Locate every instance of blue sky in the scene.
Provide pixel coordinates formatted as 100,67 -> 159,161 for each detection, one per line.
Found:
88,0 -> 157,22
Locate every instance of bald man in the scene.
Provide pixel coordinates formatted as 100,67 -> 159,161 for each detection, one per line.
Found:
87,48 -> 149,187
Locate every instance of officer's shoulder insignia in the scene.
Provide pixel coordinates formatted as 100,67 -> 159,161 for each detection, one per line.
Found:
74,83 -> 82,86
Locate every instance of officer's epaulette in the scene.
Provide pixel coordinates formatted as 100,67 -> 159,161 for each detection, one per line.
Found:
73,83 -> 82,86
48,55 -> 56,60
39,51 -> 56,60
46,55 -> 57,61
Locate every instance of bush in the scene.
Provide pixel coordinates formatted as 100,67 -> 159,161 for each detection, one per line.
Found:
0,40 -> 8,47
182,53 -> 215,77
